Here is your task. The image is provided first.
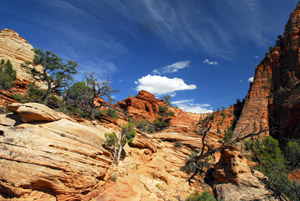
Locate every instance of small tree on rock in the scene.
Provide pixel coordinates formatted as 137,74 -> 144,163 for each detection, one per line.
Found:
85,72 -> 119,119
163,95 -> 171,106
104,123 -> 136,164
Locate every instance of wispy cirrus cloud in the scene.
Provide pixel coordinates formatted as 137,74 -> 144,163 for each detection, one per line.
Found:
153,60 -> 190,74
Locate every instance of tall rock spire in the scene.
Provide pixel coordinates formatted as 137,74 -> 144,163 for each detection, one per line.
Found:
233,3 -> 300,142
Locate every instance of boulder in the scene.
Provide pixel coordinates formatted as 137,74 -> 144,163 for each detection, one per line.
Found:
212,147 -> 278,201
7,103 -> 61,123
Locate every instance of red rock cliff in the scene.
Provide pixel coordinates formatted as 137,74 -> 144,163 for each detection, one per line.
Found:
234,3 -> 300,142
118,90 -> 201,129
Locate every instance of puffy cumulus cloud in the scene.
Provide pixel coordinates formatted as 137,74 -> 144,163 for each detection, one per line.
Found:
172,99 -> 213,114
203,59 -> 218,65
248,77 -> 254,82
135,75 -> 196,95
153,60 -> 190,74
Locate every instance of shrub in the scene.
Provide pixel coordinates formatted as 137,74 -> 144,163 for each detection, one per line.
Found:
245,136 -> 293,198
0,59 -> 16,90
0,107 -> 7,114
224,128 -> 233,143
153,118 -> 169,131
186,191 -> 216,201
155,183 -> 162,190
107,108 -> 119,119
284,140 -> 300,169
110,172 -> 117,182
174,141 -> 183,148
133,119 -> 150,133
13,93 -> 29,103
162,95 -> 171,106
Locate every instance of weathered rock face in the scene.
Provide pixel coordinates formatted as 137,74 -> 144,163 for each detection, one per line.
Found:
0,80 -> 30,108
234,4 -> 300,141
0,104 -> 114,201
118,90 -> 165,122
212,147 -> 278,201
0,29 -> 44,83
118,90 -> 201,129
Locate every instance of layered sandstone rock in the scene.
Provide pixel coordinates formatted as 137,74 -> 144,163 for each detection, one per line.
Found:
118,90 -> 201,129
7,103 -> 62,123
234,3 -> 300,141
118,90 -> 165,122
0,105 -> 114,201
0,29 -> 44,83
212,147 -> 278,201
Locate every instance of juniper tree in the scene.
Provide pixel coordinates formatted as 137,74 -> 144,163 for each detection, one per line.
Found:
22,48 -> 78,105
85,72 -> 118,120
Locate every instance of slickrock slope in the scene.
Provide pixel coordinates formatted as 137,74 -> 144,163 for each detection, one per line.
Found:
0,29 -> 43,83
0,103 -> 114,201
96,138 -> 212,201
234,4 -> 300,141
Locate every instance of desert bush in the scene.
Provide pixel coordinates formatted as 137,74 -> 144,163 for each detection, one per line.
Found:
133,119 -> 150,132
0,107 -> 7,114
107,108 -> 119,119
0,59 -> 16,90
224,128 -> 233,143
186,191 -> 216,201
174,141 -> 183,148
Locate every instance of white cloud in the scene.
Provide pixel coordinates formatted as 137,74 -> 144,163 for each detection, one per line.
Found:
203,59 -> 218,65
248,77 -> 254,82
169,92 -> 176,97
255,55 -> 260,59
135,74 -> 196,95
172,99 -> 213,114
153,60 -> 190,74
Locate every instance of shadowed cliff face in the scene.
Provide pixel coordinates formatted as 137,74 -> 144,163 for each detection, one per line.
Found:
234,4 -> 300,142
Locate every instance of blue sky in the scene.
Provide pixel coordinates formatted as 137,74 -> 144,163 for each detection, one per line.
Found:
0,0 -> 298,113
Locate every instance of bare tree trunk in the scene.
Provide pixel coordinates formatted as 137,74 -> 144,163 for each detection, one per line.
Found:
116,143 -> 123,164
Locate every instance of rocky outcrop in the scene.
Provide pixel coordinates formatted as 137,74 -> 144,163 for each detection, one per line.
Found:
119,90 -> 201,129
0,29 -> 44,84
234,3 -> 300,141
0,80 -> 30,108
118,90 -> 165,122
0,104 -> 114,201
212,147 -> 278,201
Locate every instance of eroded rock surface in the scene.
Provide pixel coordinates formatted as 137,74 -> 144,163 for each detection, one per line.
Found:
234,4 -> 300,141
0,29 -> 44,84
212,147 -> 278,201
118,90 -> 201,131
0,107 -> 114,201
